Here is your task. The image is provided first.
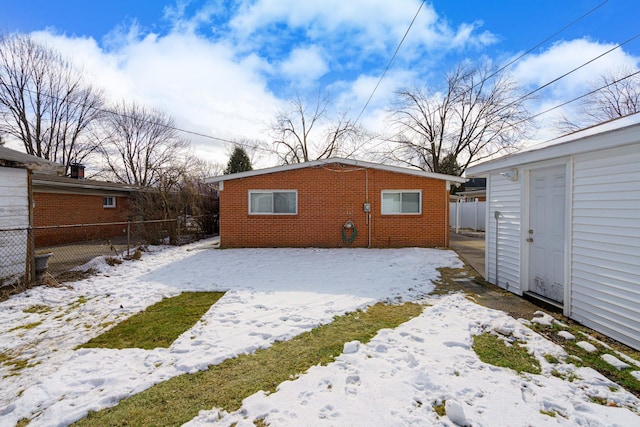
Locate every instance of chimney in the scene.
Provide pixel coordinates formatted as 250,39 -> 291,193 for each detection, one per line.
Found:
70,163 -> 85,179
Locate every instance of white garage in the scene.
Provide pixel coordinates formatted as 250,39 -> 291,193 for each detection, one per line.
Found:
466,114 -> 640,351
0,146 -> 62,286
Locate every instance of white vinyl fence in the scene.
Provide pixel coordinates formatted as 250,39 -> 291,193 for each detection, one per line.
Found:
450,200 -> 486,231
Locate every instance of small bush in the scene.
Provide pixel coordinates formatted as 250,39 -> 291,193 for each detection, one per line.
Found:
105,257 -> 122,266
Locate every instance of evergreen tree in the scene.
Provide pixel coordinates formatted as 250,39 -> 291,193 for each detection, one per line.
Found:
224,146 -> 253,174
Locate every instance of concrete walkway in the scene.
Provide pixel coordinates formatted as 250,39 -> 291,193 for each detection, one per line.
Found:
449,231 -> 485,278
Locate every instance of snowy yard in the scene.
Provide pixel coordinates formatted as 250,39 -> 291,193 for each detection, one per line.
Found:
1,238 -> 639,426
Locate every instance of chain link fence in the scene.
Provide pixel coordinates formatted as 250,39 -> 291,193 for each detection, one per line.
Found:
0,227 -> 31,292
1,215 -> 217,299
34,215 -> 217,278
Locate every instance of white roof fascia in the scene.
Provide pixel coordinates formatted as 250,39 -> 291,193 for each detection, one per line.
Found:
466,115 -> 640,176
205,157 -> 467,184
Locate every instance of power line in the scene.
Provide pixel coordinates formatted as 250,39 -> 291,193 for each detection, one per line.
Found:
354,0 -> 611,152
496,31 -> 640,115
479,0 -> 610,87
353,0 -> 425,126
364,66 -> 640,158
3,83 -> 275,155
512,68 -> 640,132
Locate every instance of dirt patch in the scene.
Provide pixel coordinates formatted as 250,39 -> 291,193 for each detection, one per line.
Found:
431,263 -> 543,321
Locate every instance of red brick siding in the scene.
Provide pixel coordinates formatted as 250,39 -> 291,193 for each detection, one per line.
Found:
219,164 -> 450,248
34,192 -> 131,246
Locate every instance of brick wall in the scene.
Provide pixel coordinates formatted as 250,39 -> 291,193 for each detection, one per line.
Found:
219,164 -> 450,248
34,192 -> 131,246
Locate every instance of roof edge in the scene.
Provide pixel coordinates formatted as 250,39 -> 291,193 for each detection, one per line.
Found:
466,115 -> 640,176
206,158 -> 467,184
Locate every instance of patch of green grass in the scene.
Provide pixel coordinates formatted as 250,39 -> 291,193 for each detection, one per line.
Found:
540,409 -> 557,417
544,354 -> 560,364
473,332 -> 541,374
64,295 -> 90,315
73,302 -> 423,426
0,352 -> 29,375
432,401 -> 446,417
550,369 -> 580,382
23,304 -> 51,314
589,396 -> 609,406
79,292 -> 224,350
8,321 -> 43,333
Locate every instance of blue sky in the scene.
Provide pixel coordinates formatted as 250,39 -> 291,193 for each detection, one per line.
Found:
1,0 -> 639,165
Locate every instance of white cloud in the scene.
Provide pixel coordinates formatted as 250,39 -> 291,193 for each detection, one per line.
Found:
229,0 -> 496,61
513,38 -> 639,98
510,38 -> 640,139
279,45 -> 328,85
18,0 -> 503,168
30,28 -> 280,166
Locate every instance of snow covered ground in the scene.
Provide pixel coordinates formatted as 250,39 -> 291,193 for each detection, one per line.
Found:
1,238 -> 639,426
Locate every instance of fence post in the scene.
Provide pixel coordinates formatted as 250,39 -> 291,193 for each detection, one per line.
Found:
474,199 -> 479,231
127,219 -> 131,257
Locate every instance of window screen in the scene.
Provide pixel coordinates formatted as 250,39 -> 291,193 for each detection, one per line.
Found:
249,191 -> 297,214
381,191 -> 421,214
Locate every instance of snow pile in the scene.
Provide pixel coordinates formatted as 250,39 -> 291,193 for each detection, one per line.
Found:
577,341 -> 598,353
601,354 -> 631,370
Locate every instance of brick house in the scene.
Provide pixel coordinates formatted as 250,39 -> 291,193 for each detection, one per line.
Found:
207,158 -> 466,248
32,172 -> 138,246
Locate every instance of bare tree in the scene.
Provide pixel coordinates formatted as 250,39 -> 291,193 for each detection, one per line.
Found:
388,62 -> 532,175
558,67 -> 640,132
0,34 -> 105,174
269,93 -> 362,164
97,101 -> 190,187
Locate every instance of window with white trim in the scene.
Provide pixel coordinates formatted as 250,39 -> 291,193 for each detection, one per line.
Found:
381,190 -> 421,214
103,196 -> 116,208
249,190 -> 297,214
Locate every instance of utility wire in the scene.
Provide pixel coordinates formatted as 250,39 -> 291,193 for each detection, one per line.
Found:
365,67 -> 640,158
510,68 -> 640,133
477,0 -> 610,87
3,83 -> 275,154
353,0 -> 425,126
355,0 -> 610,128
496,31 -> 640,115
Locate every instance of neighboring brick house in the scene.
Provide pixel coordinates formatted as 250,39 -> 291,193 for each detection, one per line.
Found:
206,158 -> 466,248
32,172 -> 138,246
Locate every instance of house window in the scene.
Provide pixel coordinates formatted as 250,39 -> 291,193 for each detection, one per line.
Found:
381,190 -> 421,214
249,191 -> 297,214
103,196 -> 116,208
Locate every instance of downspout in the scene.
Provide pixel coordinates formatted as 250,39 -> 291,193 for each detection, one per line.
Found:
447,181 -> 452,246
366,168 -> 371,248
494,210 -> 500,287
27,170 -> 35,282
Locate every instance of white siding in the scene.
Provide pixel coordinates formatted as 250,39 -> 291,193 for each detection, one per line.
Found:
486,173 -> 522,294
0,167 -> 29,285
570,145 -> 640,350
